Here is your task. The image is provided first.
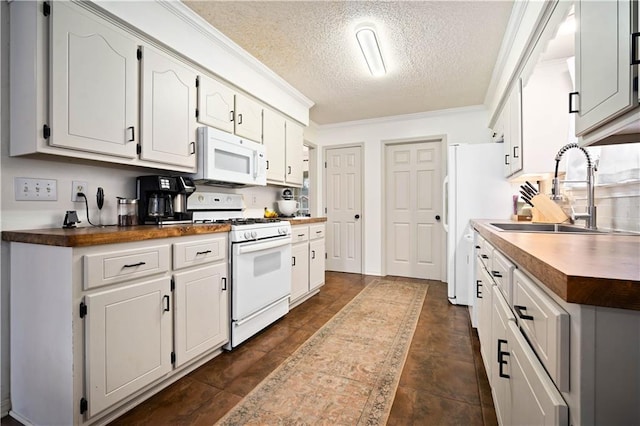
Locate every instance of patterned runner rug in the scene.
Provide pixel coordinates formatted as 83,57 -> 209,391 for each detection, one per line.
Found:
216,278 -> 428,425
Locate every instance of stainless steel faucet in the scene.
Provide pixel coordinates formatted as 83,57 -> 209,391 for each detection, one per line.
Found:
551,143 -> 597,230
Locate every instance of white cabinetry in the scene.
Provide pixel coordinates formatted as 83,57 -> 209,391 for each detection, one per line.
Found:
290,223 -> 326,307
235,93 -> 263,143
50,1 -> 138,158
9,233 -> 229,425
500,80 -> 523,177
140,46 -> 197,169
574,0 -> 638,137
85,277 -> 173,417
196,75 -> 235,134
263,108 -> 287,183
285,120 -> 304,186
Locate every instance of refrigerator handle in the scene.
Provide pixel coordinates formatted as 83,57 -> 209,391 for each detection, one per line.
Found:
442,176 -> 449,233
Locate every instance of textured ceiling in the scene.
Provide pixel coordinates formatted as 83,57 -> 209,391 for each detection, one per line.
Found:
183,1 -> 514,125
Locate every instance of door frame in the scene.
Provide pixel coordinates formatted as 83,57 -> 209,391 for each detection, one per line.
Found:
381,135 -> 448,279
322,143 -> 365,274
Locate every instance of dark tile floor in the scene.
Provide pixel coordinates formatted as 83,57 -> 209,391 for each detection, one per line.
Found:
2,272 -> 496,425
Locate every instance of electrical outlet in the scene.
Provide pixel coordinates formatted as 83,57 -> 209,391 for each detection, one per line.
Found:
14,178 -> 58,201
71,181 -> 88,202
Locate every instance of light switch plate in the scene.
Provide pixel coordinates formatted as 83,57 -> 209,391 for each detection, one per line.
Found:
15,177 -> 58,201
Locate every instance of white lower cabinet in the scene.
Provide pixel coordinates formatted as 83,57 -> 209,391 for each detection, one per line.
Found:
290,223 -> 325,306
490,286 -> 515,426
85,277 -> 173,417
9,233 -> 229,425
476,262 -> 494,378
173,263 -> 228,367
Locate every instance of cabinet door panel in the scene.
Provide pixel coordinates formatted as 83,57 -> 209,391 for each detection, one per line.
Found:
174,263 -> 229,367
197,75 -> 234,133
140,46 -> 197,169
309,238 -> 325,291
50,2 -> 138,158
491,286 -> 516,426
285,120 -> 304,186
508,321 -> 568,426
291,243 -> 309,302
575,0 -> 636,135
263,108 -> 286,183
235,93 -> 263,143
476,262 -> 494,379
85,277 -> 172,417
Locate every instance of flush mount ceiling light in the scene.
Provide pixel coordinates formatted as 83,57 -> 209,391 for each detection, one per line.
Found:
355,25 -> 386,77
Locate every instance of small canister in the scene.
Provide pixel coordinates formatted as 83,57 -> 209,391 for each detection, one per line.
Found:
117,198 -> 138,226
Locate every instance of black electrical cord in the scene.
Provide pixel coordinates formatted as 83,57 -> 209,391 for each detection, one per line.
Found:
77,192 -> 117,227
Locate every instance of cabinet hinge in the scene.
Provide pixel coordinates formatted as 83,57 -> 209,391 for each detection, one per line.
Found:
43,2 -> 51,17
137,48 -> 142,61
195,108 -> 199,119
324,161 -> 327,168
80,397 -> 88,415
325,252 -> 327,259
195,77 -> 199,88
43,124 -> 51,139
171,351 -> 176,365
136,144 -> 141,155
324,207 -> 327,214
170,279 -> 175,291
79,302 -> 87,319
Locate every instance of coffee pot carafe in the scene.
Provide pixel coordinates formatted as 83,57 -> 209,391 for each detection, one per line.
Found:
147,193 -> 174,217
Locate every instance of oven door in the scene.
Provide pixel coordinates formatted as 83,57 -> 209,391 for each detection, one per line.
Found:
231,236 -> 292,320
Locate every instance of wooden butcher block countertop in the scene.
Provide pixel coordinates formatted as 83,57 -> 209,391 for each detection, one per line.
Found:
472,220 -> 640,311
2,223 -> 231,248
286,217 -> 327,225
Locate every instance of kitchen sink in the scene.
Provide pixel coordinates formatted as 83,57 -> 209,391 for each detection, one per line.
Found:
489,222 -> 607,234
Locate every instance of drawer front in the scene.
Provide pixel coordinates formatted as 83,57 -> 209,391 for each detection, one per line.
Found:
479,239 -> 493,268
84,244 -> 170,289
291,225 -> 309,243
173,236 -> 227,270
491,250 -> 515,305
309,223 -> 325,240
512,269 -> 570,392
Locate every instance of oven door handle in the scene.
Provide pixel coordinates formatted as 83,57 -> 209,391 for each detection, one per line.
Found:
237,237 -> 292,254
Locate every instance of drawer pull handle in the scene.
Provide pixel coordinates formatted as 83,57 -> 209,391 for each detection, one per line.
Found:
514,305 -> 534,321
316,230 -> 322,234
475,245 -> 480,249
196,250 -> 212,256
163,295 -> 170,312
311,250 -> 316,259
491,271 -> 502,278
298,234 -> 306,237
481,254 -> 489,259
292,256 -> 296,266
123,261 -> 146,268
476,280 -> 482,299
221,277 -> 227,291
497,339 -> 510,378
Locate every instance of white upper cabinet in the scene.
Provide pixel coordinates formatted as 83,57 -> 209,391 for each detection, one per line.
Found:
263,108 -> 287,184
196,75 -> 235,133
235,93 -> 263,143
574,0 -> 638,136
285,120 -> 304,186
500,80 -> 523,177
50,1 -> 138,158
140,46 -> 198,170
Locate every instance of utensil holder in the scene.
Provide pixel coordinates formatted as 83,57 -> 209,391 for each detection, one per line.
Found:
530,195 -> 570,224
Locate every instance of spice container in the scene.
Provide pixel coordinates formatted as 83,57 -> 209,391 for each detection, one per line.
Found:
117,198 -> 138,226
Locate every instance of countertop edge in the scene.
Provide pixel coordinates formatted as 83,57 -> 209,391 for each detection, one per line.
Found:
472,220 -> 640,311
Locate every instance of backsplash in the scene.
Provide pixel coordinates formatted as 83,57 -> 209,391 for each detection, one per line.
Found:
566,182 -> 640,233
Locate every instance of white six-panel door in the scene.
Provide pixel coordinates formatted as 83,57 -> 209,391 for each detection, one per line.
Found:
325,146 -> 362,273
385,141 -> 443,279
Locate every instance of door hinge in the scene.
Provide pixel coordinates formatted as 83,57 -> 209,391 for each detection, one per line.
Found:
171,351 -> 176,365
171,278 -> 175,291
43,2 -> 51,17
43,124 -> 51,139
195,108 -> 199,119
195,77 -> 199,87
137,48 -> 142,61
80,397 -> 88,415
79,302 -> 87,319
136,144 -> 141,155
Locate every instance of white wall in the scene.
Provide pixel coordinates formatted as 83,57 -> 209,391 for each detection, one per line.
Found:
313,106 -> 492,276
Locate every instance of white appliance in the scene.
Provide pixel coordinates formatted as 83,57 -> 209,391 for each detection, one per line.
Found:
192,126 -> 267,187
188,193 -> 292,349
444,143 -> 513,311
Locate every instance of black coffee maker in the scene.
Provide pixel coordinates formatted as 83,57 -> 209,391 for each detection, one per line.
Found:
137,176 -> 196,224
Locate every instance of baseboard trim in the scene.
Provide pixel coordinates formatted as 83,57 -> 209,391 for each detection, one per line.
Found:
1,398 -> 11,418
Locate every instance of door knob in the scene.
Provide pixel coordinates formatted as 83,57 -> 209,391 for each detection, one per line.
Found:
355,214 -> 360,219
435,215 -> 441,221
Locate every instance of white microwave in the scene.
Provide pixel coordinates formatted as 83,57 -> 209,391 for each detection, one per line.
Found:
192,126 -> 267,186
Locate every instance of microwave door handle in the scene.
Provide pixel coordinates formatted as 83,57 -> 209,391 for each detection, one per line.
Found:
253,151 -> 259,178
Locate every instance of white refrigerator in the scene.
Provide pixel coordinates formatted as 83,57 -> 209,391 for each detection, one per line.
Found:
444,143 -> 513,312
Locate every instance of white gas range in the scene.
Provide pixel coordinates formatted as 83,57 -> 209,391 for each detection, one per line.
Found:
188,193 -> 292,349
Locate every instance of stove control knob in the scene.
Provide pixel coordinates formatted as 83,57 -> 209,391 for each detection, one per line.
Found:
244,231 -> 251,239
251,231 -> 258,239
280,227 -> 287,235
197,195 -> 205,202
